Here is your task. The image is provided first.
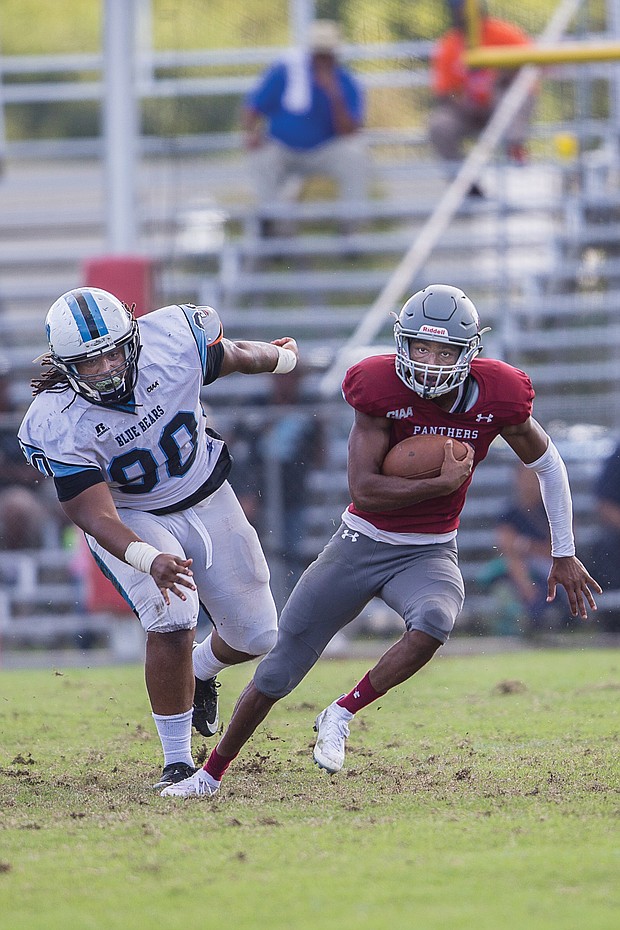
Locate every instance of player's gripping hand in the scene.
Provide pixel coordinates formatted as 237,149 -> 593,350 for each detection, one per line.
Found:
150,554 -> 195,605
439,439 -> 474,492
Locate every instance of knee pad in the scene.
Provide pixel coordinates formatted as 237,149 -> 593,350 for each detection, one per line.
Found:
405,598 -> 458,644
141,601 -> 198,634
253,630 -> 318,699
139,588 -> 199,634
215,596 -> 278,655
245,626 -> 277,658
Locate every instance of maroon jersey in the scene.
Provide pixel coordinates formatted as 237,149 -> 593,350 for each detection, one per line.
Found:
343,355 -> 534,534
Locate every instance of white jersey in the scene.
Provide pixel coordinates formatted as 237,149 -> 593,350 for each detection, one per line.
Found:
19,304 -> 230,514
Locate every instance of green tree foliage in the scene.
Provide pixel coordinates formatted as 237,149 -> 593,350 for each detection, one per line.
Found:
0,0 -> 607,142
2,0 -> 567,55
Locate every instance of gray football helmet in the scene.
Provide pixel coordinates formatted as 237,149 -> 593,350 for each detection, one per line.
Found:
393,284 -> 489,398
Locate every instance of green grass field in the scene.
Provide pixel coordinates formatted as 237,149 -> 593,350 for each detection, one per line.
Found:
0,647 -> 618,930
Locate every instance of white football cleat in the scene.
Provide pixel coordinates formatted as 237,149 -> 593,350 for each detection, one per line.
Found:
160,767 -> 220,798
313,704 -> 351,773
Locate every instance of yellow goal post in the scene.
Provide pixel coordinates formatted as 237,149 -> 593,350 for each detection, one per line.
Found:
465,40 -> 620,68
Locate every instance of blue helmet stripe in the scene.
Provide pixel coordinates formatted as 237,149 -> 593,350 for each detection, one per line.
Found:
65,290 -> 109,341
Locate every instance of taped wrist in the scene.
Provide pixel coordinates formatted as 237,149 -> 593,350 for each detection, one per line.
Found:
524,440 -> 575,557
272,346 -> 297,374
124,540 -> 161,574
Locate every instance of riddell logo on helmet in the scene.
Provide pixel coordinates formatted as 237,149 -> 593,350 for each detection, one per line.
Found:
419,325 -> 449,337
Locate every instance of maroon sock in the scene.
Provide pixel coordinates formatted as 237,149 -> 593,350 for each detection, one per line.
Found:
204,744 -> 237,782
337,671 -> 386,714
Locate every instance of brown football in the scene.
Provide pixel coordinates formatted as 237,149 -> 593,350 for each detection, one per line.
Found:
381,435 -> 469,479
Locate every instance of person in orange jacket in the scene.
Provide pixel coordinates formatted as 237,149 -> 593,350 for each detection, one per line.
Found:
429,1 -> 536,195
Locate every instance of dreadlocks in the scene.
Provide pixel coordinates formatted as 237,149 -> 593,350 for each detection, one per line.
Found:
31,355 -> 71,397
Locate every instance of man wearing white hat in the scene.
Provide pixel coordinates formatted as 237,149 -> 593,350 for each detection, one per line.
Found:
242,19 -> 370,235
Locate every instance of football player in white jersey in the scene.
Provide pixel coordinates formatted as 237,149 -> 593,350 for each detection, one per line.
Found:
161,284 -> 600,799
18,287 -> 299,789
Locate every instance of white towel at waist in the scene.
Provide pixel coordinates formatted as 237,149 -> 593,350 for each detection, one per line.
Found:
282,48 -> 312,113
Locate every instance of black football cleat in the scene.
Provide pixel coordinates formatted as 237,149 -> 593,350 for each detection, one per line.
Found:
192,676 -> 220,737
152,762 -> 197,790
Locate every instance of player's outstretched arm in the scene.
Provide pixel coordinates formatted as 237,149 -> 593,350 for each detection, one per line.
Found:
501,416 -> 602,619
219,336 -> 298,377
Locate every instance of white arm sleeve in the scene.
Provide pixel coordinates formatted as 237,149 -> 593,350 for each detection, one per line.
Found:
524,440 -> 575,557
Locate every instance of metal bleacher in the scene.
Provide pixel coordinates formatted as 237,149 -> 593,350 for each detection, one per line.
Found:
2,26 -> 620,656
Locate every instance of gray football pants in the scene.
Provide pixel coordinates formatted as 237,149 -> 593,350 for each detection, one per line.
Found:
254,524 -> 465,699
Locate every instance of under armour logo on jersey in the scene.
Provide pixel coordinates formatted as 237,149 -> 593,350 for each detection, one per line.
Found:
95,423 -> 109,436
476,413 -> 494,423
353,689 -> 360,699
341,530 -> 359,542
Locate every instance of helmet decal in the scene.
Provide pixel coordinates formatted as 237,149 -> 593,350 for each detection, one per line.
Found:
419,324 -> 449,338
64,289 -> 110,341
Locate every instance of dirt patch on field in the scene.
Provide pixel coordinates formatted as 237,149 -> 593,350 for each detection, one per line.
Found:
493,679 -> 528,694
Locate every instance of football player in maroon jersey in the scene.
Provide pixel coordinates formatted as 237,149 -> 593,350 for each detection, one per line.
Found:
162,284 -> 600,797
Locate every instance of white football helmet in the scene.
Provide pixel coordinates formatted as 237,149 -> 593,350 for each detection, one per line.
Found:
394,284 -> 489,398
45,287 -> 141,404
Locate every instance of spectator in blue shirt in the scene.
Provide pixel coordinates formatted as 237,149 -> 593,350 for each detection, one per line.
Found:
241,20 -> 371,236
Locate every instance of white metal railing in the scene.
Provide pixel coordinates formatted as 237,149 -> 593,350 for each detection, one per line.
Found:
0,40 -> 432,105
2,25 -> 617,168
319,0 -> 588,397
1,35 -> 614,113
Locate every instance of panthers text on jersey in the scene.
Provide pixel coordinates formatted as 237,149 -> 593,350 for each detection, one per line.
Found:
18,304 -> 231,514
342,355 -> 535,534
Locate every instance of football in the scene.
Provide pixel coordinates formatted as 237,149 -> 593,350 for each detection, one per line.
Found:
381,434 -> 469,479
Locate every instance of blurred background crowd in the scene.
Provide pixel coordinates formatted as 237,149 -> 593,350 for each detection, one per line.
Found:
1,0 -> 620,661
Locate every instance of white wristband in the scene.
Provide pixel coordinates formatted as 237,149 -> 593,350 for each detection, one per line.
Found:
124,540 -> 161,574
272,346 -> 297,374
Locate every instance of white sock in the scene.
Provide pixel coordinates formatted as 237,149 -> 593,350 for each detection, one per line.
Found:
193,634 -> 229,681
331,701 -> 354,721
152,710 -> 194,767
